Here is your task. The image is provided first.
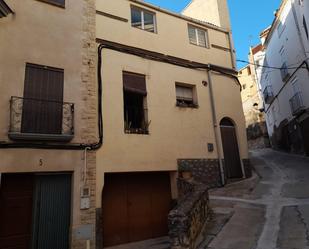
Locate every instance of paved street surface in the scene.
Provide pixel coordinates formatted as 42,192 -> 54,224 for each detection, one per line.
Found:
104,149 -> 309,249
206,149 -> 309,249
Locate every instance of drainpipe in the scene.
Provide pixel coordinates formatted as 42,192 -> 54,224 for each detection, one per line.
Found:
206,70 -> 225,185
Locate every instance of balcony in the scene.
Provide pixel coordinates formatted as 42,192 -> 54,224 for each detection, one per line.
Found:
263,86 -> 275,104
290,92 -> 305,116
9,96 -> 74,142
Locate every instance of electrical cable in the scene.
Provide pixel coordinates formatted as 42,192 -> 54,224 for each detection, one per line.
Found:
237,59 -> 308,70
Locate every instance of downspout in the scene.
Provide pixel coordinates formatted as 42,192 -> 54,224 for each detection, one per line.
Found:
206,70 -> 225,185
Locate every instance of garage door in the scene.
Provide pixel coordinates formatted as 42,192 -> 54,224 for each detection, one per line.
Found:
102,172 -> 172,247
0,173 -> 71,249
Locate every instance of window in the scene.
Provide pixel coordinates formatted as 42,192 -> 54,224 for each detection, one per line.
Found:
123,72 -> 149,134
175,84 -> 198,108
242,84 -> 247,90
131,6 -> 156,33
37,0 -> 65,7
22,63 -> 64,134
280,62 -> 289,81
247,67 -> 251,75
303,16 -> 309,39
188,25 -> 208,48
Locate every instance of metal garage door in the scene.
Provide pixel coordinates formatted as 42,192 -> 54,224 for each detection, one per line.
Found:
102,172 -> 172,247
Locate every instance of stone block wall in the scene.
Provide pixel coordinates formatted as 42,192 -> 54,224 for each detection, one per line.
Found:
71,0 -> 97,248
168,184 -> 209,249
178,159 -> 222,188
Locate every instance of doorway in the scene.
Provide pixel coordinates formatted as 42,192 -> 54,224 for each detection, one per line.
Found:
220,118 -> 243,179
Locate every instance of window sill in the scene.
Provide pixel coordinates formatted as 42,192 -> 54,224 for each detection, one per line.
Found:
8,132 -> 73,142
189,42 -> 209,49
124,129 -> 149,135
131,26 -> 157,34
176,103 -> 199,109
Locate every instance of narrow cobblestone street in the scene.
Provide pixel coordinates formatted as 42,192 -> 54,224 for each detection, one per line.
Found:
206,149 -> 309,249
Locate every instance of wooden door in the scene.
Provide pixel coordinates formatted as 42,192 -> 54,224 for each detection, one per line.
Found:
0,174 -> 34,249
21,63 -> 64,134
220,118 -> 243,179
102,172 -> 172,247
102,174 -> 129,246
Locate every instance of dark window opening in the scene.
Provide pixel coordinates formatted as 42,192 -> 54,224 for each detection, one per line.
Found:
123,72 -> 149,134
37,0 -> 65,8
303,16 -> 309,39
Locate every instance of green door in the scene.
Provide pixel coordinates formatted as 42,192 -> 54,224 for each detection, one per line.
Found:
31,174 -> 72,249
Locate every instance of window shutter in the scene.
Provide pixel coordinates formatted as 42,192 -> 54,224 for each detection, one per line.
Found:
197,29 -> 207,47
188,26 -> 197,45
176,86 -> 193,100
123,72 -> 147,95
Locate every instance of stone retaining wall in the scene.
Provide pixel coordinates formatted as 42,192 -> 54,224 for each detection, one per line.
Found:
168,183 -> 209,249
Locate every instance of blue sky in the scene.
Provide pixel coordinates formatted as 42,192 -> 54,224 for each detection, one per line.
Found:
145,0 -> 282,69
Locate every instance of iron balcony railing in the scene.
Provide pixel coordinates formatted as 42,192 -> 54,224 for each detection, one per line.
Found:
263,86 -> 275,104
9,96 -> 74,141
289,92 -> 305,116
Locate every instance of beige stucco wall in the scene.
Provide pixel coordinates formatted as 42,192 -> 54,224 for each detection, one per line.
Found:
182,0 -> 231,30
96,52 -> 248,206
0,0 -> 84,142
95,0 -> 248,207
96,0 -> 233,68
0,0 -> 97,248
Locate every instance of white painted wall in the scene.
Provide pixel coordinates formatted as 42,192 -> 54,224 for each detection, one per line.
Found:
254,0 -> 309,136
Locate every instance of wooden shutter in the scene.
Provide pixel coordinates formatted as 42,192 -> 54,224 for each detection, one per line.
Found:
123,72 -> 147,95
21,63 -> 64,134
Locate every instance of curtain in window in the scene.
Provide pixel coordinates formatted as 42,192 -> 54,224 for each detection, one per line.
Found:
176,86 -> 193,101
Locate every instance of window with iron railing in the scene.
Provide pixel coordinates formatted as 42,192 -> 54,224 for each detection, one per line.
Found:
9,96 -> 74,141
